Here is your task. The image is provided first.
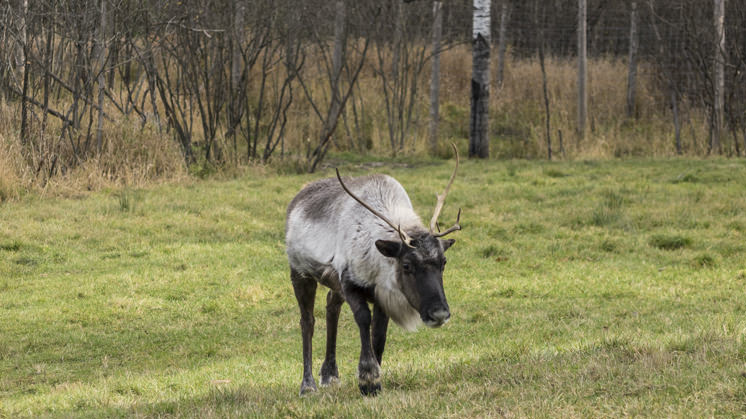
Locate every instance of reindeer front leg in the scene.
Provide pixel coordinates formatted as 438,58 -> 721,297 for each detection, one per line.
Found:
341,273 -> 381,396
371,303 -> 389,365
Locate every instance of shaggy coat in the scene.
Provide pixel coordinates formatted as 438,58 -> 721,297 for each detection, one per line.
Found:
287,175 -> 424,330
285,171 -> 457,396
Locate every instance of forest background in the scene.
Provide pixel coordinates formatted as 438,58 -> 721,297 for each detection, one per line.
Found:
1,0 -> 745,199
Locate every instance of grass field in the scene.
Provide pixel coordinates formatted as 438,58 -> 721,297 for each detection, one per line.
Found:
1,158 -> 746,417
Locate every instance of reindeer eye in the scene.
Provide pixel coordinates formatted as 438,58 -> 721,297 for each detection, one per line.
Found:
402,263 -> 412,272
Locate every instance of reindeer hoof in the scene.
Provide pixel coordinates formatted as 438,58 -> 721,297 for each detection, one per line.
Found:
359,382 -> 381,396
320,361 -> 340,387
299,379 -> 318,396
320,374 -> 340,387
357,360 -> 381,396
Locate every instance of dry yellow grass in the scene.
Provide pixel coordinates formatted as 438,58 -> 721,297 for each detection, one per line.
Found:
0,46 -> 715,200
0,101 -> 187,199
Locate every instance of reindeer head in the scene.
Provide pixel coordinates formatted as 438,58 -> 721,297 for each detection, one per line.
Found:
336,145 -> 461,327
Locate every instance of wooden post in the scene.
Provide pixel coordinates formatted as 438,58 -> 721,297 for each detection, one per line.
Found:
429,1 -> 443,155
230,0 -> 246,161
577,0 -> 587,141
329,0 -> 346,124
19,0 -> 29,145
626,1 -> 638,118
712,0 -> 725,154
469,0 -> 491,159
496,1 -> 509,87
95,0 -> 107,154
537,1 -> 551,160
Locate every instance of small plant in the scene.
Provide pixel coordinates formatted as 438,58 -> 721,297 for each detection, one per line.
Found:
543,168 -> 567,178
649,234 -> 692,250
514,222 -> 545,234
589,189 -> 627,227
271,156 -> 309,175
480,244 -> 510,260
117,190 -> 133,212
0,241 -> 21,252
13,256 -> 37,266
692,253 -> 716,268
188,158 -> 217,179
601,189 -> 626,210
672,173 -> 699,183
590,207 -> 621,227
116,189 -> 141,213
600,239 -> 618,252
494,287 -> 515,298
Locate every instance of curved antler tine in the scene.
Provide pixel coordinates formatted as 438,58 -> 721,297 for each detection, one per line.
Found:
429,143 -> 460,234
433,208 -> 461,238
336,168 -> 415,248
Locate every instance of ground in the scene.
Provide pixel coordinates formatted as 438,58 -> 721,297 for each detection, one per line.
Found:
1,158 -> 745,417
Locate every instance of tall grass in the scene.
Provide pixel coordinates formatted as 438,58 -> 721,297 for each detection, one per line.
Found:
0,103 -> 187,201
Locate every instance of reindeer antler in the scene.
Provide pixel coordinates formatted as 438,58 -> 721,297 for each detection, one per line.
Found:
429,143 -> 461,238
336,169 -> 415,248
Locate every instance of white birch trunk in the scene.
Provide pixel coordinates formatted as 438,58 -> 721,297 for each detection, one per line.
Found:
469,0 -> 490,158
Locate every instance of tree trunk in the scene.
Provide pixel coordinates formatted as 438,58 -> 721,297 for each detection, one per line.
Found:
96,0 -> 107,154
329,0 -> 346,127
429,1 -> 443,155
392,0 -> 404,152
41,9 -> 54,143
19,0 -> 29,145
538,21 -> 551,160
711,0 -> 725,154
469,0 -> 491,159
230,0 -> 246,161
626,1 -> 638,118
672,88 -> 681,155
496,1 -> 509,87
577,0 -> 587,141
309,0 -> 347,172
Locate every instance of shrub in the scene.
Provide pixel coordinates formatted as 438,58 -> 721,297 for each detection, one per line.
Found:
649,234 -> 692,250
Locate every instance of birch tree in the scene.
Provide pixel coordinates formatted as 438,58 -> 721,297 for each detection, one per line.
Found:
469,0 -> 490,158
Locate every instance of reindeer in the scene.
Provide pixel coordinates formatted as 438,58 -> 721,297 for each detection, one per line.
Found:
285,146 -> 461,396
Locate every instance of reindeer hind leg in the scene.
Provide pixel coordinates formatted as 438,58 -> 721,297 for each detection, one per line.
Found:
320,289 -> 344,386
291,268 -> 318,395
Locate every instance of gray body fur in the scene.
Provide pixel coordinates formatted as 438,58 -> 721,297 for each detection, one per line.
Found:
286,174 -> 423,330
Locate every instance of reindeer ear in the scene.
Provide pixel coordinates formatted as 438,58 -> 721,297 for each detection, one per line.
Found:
440,239 -> 455,252
375,240 -> 401,258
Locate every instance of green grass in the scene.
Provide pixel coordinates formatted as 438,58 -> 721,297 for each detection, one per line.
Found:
2,158 -> 746,417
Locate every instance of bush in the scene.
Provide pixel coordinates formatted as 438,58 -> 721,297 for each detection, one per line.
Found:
649,234 -> 692,250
